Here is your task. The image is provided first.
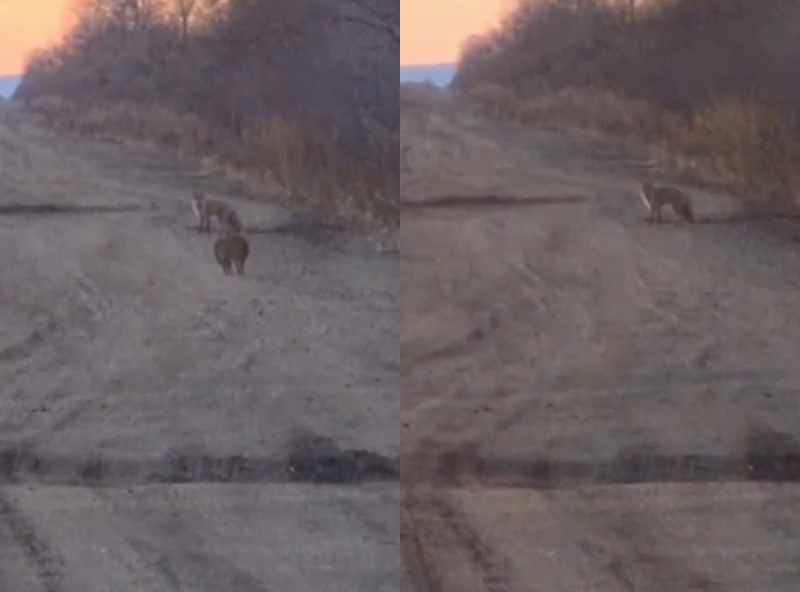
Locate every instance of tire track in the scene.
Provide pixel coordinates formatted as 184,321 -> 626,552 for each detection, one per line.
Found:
0,314 -> 57,365
401,490 -> 513,592
572,493 -> 728,592
401,493 -> 447,592
406,325 -> 491,368
428,493 -> 513,592
0,491 -> 66,592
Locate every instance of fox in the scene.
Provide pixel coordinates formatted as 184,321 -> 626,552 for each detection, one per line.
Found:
192,191 -> 243,234
639,181 -> 696,225
213,233 -> 250,275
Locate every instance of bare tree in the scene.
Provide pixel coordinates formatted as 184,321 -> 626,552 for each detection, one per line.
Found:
172,0 -> 196,45
70,0 -> 165,32
337,0 -> 398,49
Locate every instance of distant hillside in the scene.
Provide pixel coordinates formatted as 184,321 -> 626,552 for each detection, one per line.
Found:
401,63 -> 455,87
0,75 -> 20,99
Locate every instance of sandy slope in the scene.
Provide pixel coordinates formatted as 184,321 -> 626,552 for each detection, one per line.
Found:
401,91 -> 800,590
0,104 -> 398,590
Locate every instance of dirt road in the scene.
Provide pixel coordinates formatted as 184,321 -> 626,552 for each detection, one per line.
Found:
0,104 -> 399,590
401,90 -> 800,590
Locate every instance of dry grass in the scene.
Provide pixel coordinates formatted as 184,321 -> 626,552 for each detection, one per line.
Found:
466,84 -> 800,207
467,84 -> 662,137
26,95 -> 397,229
29,96 -> 211,148
400,82 -> 447,109
667,98 -> 800,202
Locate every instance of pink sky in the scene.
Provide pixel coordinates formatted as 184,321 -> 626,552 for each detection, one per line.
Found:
0,0 -> 509,74
401,0 -> 508,65
0,0 -> 66,74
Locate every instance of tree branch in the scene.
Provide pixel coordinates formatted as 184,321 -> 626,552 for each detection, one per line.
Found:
336,0 -> 398,48
337,14 -> 398,44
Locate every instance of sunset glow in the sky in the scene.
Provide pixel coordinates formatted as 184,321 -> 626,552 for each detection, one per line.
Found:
0,0 -> 508,74
401,0 -> 507,65
0,0 -> 66,74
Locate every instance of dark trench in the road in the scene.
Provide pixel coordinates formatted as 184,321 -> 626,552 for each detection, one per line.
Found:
401,194 -> 587,209
409,426 -> 800,489
0,433 -> 399,487
0,203 -> 142,216
2,427 -> 797,489
420,451 -> 800,489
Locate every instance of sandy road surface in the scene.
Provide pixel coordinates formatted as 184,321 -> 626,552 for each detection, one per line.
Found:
0,104 -> 398,590
401,92 -> 800,590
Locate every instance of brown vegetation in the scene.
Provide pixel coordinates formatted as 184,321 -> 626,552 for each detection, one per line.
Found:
454,0 -> 800,206
15,0 -> 399,229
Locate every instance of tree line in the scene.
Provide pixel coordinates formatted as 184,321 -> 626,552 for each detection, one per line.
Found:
16,0 -> 399,226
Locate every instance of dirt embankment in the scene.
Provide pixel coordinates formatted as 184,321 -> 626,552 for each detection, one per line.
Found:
401,87 -> 800,591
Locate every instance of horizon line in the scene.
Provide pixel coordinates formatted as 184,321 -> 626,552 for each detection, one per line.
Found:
2,63 -> 459,77
401,61 -> 456,68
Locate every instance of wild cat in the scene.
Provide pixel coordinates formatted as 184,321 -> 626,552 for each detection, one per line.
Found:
639,181 -> 696,225
192,191 -> 243,233
213,233 -> 250,275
